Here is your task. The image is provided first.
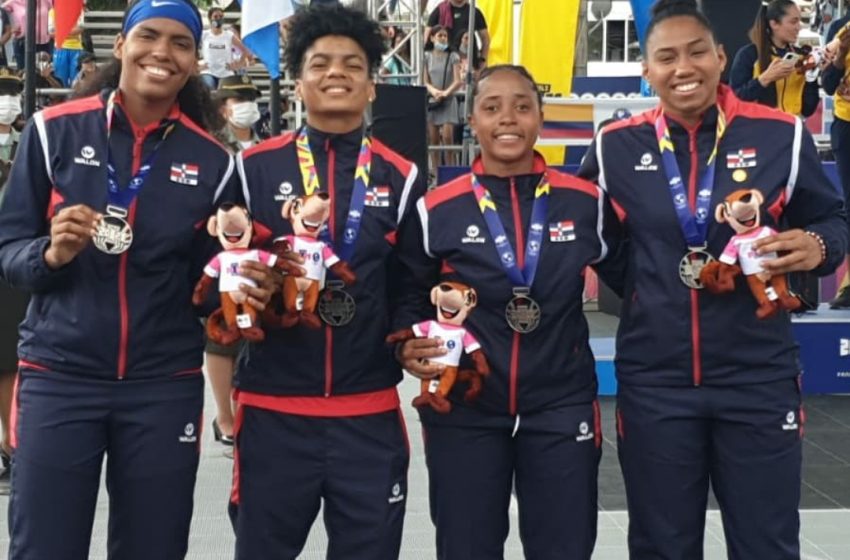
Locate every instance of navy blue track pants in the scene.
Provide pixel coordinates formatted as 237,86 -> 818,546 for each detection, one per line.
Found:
421,401 -> 602,560
230,405 -> 410,560
9,369 -> 204,560
617,379 -> 803,560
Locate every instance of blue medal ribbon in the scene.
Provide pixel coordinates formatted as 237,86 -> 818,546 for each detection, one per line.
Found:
654,109 -> 726,248
470,175 -> 549,288
104,92 -> 176,212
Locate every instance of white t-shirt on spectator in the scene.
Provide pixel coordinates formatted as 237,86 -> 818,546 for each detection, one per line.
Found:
201,29 -> 235,78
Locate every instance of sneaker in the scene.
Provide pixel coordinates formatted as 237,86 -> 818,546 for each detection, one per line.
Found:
830,286 -> 850,309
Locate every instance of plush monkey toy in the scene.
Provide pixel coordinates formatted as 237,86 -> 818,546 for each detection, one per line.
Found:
386,282 -> 491,414
699,189 -> 801,319
272,192 -> 356,329
192,203 -> 278,345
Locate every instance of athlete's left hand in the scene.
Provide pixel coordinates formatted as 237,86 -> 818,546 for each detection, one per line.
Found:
238,260 -> 277,311
755,229 -> 823,273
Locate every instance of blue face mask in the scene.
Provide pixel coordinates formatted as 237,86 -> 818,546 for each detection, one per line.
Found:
435,42 -> 448,51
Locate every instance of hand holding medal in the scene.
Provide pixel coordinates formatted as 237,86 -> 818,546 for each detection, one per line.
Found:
44,204 -> 103,269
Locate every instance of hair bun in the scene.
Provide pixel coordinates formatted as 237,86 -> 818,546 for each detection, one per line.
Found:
651,0 -> 698,18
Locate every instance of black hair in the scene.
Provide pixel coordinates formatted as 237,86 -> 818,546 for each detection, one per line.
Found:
749,0 -> 797,74
431,25 -> 448,37
208,7 -> 224,19
283,3 -> 386,77
473,64 -> 544,108
73,61 -> 224,133
645,0 -> 716,47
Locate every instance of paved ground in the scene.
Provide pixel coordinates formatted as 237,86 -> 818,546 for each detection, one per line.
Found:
2,321 -> 849,558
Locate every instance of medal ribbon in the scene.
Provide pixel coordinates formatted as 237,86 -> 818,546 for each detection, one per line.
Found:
471,174 -> 549,288
295,127 -> 371,262
654,107 -> 726,248
104,91 -> 176,211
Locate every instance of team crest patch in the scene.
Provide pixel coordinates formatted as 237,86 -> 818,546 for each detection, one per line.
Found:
549,220 -> 576,242
365,185 -> 391,207
170,163 -> 199,186
726,148 -> 757,169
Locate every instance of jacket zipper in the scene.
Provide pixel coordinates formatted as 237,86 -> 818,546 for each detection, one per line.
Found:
117,128 -> 145,379
688,130 -> 702,386
508,178 -> 523,415
324,144 -> 336,397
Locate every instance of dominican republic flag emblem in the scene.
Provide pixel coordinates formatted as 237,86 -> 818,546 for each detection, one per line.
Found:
549,220 -> 576,242
726,148 -> 757,169
170,163 -> 199,186
364,186 -> 391,207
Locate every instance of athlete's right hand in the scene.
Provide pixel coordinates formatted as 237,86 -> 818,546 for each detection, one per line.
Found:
44,204 -> 101,270
396,337 -> 447,379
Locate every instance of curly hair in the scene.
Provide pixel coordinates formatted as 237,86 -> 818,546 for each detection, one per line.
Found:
283,4 -> 386,77
73,60 -> 225,133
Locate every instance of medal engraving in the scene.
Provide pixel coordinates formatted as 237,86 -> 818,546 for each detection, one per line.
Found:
505,288 -> 541,333
678,249 -> 716,290
93,207 -> 133,254
318,281 -> 356,327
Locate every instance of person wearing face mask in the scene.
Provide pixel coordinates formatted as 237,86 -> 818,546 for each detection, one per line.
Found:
203,74 -> 262,453
0,67 -> 24,497
199,7 -> 249,90
730,0 -> 820,118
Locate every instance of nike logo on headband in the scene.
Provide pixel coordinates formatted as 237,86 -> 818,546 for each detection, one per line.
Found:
151,0 -> 179,7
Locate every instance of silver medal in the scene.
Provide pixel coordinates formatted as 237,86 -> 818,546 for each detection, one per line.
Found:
678,248 -> 715,290
318,281 -> 356,327
505,287 -> 541,334
93,205 -> 133,255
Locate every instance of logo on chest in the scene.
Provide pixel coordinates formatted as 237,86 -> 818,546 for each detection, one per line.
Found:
549,220 -> 576,242
726,148 -> 757,169
462,224 -> 486,244
634,152 -> 658,172
170,163 -> 199,186
274,181 -> 297,202
74,145 -> 101,167
364,185 -> 391,207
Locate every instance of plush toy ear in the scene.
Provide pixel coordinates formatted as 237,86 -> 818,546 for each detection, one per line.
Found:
465,288 -> 477,309
207,215 -> 219,237
430,286 -> 440,306
715,203 -> 727,224
751,189 -> 764,205
282,198 -> 300,220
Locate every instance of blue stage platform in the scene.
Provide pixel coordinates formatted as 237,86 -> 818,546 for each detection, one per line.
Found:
590,305 -> 850,396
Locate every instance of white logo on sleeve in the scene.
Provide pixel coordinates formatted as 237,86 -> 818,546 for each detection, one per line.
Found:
634,152 -> 658,171
782,411 -> 798,431
388,482 -> 405,504
179,422 -> 198,443
75,145 -> 101,167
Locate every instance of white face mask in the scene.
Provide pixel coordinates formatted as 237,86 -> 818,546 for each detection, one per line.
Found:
228,101 -> 261,129
0,95 -> 21,125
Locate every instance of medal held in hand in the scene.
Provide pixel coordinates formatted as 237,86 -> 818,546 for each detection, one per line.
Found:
93,205 -> 133,254
505,287 -> 541,333
655,108 -> 726,289
318,281 -> 357,327
471,175 -> 549,333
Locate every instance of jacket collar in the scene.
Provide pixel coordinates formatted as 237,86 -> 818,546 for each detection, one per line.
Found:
102,88 -> 182,138
470,151 -> 548,177
305,123 -> 364,154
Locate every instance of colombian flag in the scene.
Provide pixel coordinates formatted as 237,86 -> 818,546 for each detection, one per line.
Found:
540,103 -> 595,141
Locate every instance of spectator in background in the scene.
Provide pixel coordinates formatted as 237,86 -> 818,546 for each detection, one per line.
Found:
0,8 -> 11,67
729,0 -> 820,118
33,51 -> 62,108
379,25 -> 412,85
71,51 -> 96,91
425,25 -> 461,172
822,12 -> 850,308
48,3 -> 85,87
199,7 -> 248,90
2,0 -> 53,70
424,0 -> 489,65
227,22 -> 253,75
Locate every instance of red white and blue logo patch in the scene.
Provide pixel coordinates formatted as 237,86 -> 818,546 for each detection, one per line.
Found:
726,148 -> 757,169
170,163 -> 199,186
364,185 -> 391,207
549,220 -> 576,242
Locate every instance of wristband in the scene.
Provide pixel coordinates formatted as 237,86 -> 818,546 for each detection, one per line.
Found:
805,230 -> 827,267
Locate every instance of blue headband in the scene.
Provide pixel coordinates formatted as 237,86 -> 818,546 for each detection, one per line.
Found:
123,0 -> 203,46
